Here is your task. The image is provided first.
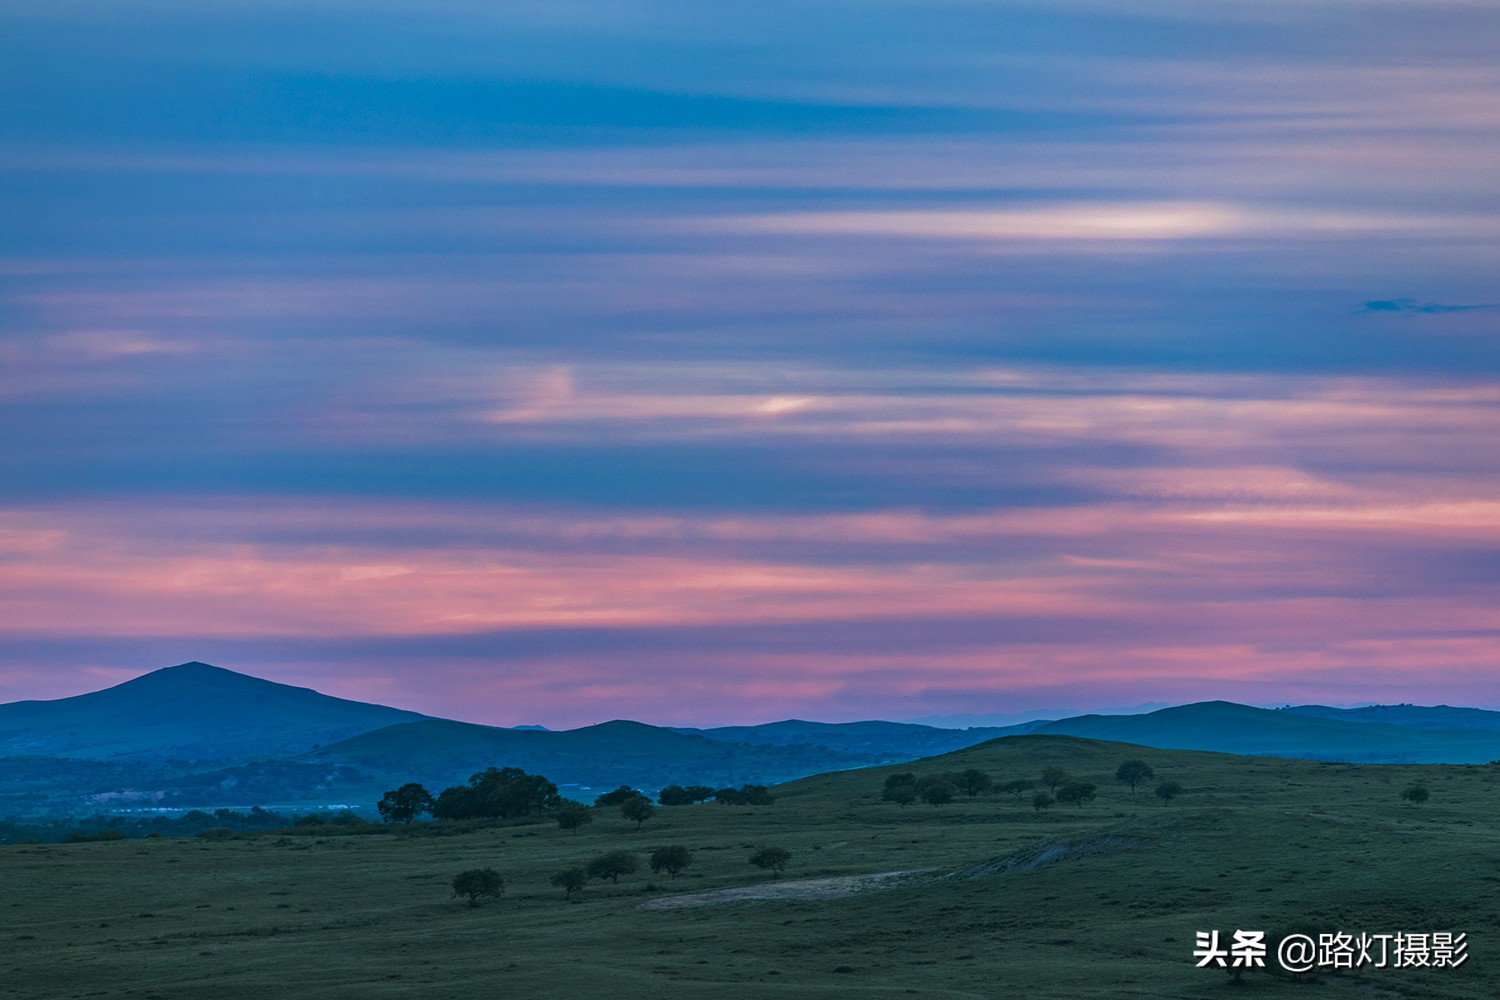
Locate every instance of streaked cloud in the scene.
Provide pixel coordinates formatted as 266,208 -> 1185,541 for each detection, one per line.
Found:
2,0 -> 1498,721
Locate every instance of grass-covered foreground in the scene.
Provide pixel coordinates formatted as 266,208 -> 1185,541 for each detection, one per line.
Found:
3,735 -> 1496,999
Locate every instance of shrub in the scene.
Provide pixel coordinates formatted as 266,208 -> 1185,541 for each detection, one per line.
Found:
1155,781 -> 1183,805
749,846 -> 791,874
1401,784 -> 1430,805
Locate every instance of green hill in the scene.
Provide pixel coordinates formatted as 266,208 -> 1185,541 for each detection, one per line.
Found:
1034,700 -> 1500,762
5,733 -> 1495,998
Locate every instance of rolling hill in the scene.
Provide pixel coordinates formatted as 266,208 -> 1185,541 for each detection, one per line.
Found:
1032,700 -> 1500,763
306,718 -> 874,796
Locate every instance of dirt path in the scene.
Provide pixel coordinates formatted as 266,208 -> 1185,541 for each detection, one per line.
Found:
637,869 -> 942,909
638,833 -> 1153,911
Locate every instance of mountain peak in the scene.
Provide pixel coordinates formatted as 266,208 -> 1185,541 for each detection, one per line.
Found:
0,661 -> 428,762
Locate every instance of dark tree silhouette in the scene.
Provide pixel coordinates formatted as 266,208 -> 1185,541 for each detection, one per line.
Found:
1401,784 -> 1430,805
377,782 -> 434,824
1032,791 -> 1053,812
1115,760 -> 1155,794
1154,781 -> 1183,805
714,784 -> 775,806
556,801 -> 593,834
586,850 -> 639,882
1040,766 -> 1071,794
658,784 -> 717,806
593,785 -> 641,808
955,769 -> 993,797
621,796 -> 655,829
749,847 -> 791,874
886,784 -> 917,807
1001,778 -> 1035,801
432,767 -> 559,820
1056,781 -> 1097,808
649,845 -> 694,877
549,867 -> 587,898
882,773 -> 918,806
919,780 -> 955,806
451,868 -> 503,907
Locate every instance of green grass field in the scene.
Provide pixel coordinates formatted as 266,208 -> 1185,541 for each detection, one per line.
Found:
4,735 -> 1495,999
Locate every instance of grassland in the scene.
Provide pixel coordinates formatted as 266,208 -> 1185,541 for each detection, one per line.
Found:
3,734 -> 1497,999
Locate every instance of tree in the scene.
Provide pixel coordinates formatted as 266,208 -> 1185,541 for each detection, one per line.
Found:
882,774 -> 918,806
1040,766 -> 1071,794
955,769 -> 993,797
1056,781 -> 1097,808
593,785 -> 640,808
749,847 -> 791,874
432,767 -> 559,820
1000,778 -> 1035,801
586,850 -> 639,882
919,780 -> 955,807
714,784 -> 776,806
684,784 -> 717,803
376,782 -> 435,825
1155,781 -> 1183,805
883,773 -> 916,795
658,784 -> 714,806
451,868 -> 503,907
549,867 -> 587,898
886,784 -> 917,807
1401,784 -> 1430,805
621,796 -> 655,830
1031,791 -> 1053,812
556,801 -> 593,835
1115,760 -> 1154,794
649,845 -> 694,878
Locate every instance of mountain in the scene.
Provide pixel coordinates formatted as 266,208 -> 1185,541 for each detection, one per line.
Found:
1030,700 -> 1500,763
1281,703 -> 1500,731
0,662 -> 429,762
674,719 -> 1041,758
307,718 -> 874,796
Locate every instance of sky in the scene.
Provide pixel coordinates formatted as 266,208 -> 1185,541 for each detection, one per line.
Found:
2,0 -> 1498,727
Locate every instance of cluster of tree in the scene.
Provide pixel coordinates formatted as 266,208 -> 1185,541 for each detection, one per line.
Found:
881,768 -> 991,807
657,784 -> 717,805
1,806 -> 383,845
385,767 -> 558,822
542,843 -> 790,899
881,759 -> 1182,811
592,786 -> 642,807
713,784 -> 774,806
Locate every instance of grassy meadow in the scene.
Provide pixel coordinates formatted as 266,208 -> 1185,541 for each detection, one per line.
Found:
4,734 -> 1496,999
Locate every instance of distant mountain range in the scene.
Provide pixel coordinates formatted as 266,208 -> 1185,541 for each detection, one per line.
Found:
0,662 -> 428,761
4,662 -> 1500,817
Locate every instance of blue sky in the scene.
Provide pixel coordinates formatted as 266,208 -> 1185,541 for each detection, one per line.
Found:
2,0 -> 1498,725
